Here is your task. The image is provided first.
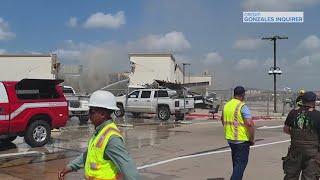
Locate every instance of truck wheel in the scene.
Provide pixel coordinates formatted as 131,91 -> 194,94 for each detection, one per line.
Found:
158,106 -> 170,121
114,104 -> 125,117
79,115 -> 89,125
0,136 -> 17,143
24,120 -> 51,147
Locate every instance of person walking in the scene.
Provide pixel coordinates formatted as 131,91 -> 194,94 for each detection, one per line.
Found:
221,86 -> 255,180
283,91 -> 320,180
58,90 -> 140,180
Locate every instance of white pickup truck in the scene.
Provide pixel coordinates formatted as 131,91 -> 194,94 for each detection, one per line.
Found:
114,89 -> 194,121
62,86 -> 89,124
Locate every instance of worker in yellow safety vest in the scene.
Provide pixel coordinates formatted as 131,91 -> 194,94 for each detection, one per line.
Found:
58,90 -> 140,180
221,86 -> 255,180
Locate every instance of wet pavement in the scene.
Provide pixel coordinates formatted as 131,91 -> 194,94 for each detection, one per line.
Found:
0,115 -> 290,180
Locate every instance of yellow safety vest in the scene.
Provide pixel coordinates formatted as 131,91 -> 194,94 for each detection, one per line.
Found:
85,122 -> 123,180
223,98 -> 249,141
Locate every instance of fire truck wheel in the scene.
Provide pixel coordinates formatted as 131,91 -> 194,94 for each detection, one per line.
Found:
24,120 -> 51,147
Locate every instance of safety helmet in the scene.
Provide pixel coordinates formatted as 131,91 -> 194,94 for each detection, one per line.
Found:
88,90 -> 119,110
298,89 -> 305,95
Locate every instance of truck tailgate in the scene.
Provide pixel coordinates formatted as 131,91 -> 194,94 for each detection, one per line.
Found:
176,98 -> 194,109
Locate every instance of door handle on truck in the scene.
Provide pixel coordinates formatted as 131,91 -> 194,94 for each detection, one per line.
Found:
147,100 -> 150,102
0,107 -> 4,113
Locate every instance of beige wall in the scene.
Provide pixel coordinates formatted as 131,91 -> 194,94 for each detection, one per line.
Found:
129,56 -> 175,86
0,56 -> 56,81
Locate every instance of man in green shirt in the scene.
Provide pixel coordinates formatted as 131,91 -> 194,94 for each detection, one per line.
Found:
58,90 -> 139,180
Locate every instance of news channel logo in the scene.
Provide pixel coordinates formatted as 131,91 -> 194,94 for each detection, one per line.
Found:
243,12 -> 303,23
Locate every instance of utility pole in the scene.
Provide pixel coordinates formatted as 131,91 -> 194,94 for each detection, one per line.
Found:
182,63 -> 191,122
262,35 -> 288,113
182,63 -> 191,84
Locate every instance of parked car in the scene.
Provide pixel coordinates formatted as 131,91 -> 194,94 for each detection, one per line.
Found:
62,86 -> 89,125
0,79 -> 68,147
114,89 -> 194,121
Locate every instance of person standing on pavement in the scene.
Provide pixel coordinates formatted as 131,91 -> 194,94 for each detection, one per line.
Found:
58,90 -> 140,180
283,91 -> 320,180
221,86 -> 255,180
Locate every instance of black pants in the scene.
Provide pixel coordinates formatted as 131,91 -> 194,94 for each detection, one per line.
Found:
283,146 -> 320,180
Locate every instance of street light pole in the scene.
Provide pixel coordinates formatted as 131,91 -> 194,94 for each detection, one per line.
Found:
262,35 -> 288,113
273,38 -> 277,113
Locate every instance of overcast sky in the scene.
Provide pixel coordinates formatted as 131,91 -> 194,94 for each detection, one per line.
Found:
0,0 -> 320,90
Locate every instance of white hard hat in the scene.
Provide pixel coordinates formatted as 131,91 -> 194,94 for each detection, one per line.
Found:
88,90 -> 119,110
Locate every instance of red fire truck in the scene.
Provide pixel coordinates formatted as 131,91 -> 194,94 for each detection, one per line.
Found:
0,79 -> 68,147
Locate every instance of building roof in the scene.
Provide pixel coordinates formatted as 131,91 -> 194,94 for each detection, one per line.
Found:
128,53 -> 176,62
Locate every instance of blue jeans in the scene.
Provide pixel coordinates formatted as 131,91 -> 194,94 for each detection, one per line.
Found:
228,142 -> 250,180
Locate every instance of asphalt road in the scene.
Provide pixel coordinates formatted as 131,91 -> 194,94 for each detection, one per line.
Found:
0,116 -> 289,180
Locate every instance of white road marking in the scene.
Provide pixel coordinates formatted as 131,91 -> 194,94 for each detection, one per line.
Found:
0,151 -> 44,159
254,119 -> 284,122
258,125 -> 284,130
137,139 -> 290,170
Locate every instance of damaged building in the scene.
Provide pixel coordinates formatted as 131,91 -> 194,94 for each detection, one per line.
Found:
128,53 -> 212,89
